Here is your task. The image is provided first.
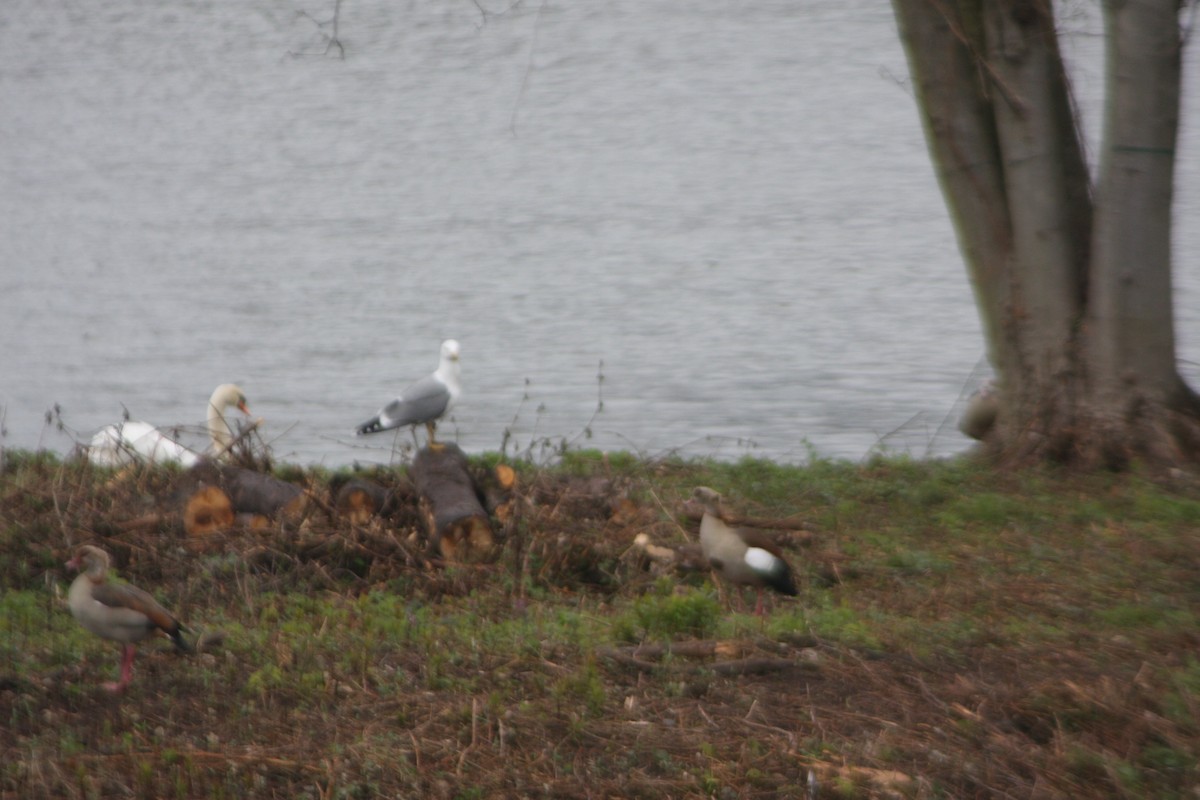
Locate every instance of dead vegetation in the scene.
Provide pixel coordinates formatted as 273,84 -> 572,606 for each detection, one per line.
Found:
1,449 -> 1198,798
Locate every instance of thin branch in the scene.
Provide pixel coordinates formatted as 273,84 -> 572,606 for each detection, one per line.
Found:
510,0 -> 549,136
291,0 -> 345,60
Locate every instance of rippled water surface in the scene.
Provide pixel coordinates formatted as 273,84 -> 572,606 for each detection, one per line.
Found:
1,1 -> 1196,466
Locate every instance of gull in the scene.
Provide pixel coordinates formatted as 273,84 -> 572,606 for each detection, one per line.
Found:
355,339 -> 461,448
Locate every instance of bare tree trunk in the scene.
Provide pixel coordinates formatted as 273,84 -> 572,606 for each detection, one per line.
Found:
891,0 -> 1013,370
1086,0 -> 1199,462
892,0 -> 1199,467
893,0 -> 1090,457
980,1 -> 1092,458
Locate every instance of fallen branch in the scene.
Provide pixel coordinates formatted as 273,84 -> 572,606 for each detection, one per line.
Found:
118,513 -> 166,533
615,640 -> 756,660
69,749 -> 323,774
595,647 -> 661,673
679,495 -> 815,534
597,640 -> 821,676
709,658 -> 817,676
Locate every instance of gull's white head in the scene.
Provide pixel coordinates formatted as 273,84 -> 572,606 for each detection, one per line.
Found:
440,340 -> 461,363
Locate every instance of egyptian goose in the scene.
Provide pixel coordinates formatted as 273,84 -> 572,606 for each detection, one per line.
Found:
88,383 -> 251,467
690,487 -> 797,614
355,339 -> 461,447
66,545 -> 191,692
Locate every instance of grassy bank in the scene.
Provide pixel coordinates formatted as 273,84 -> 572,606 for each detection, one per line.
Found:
2,449 -> 1199,798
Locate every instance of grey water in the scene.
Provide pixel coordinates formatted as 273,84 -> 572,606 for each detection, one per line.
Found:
1,1 -> 1196,467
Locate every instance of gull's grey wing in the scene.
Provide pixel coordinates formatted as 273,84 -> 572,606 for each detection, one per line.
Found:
357,375 -> 450,436
380,375 -> 451,427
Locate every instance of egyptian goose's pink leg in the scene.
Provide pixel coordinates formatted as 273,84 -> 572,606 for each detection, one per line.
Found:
103,644 -> 137,693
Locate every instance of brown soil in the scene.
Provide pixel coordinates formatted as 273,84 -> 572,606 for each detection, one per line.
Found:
1,457 -> 1196,799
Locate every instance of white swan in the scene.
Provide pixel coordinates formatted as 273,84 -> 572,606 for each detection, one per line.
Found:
88,384 -> 250,468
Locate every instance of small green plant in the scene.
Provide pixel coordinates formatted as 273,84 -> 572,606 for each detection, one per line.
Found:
884,548 -> 953,575
553,659 -> 606,718
616,584 -> 721,642
803,598 -> 882,650
1164,656 -> 1200,726
245,664 -> 285,700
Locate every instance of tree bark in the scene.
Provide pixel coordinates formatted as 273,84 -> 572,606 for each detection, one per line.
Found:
891,0 -> 1013,373
219,467 -> 308,519
1086,0 -> 1198,462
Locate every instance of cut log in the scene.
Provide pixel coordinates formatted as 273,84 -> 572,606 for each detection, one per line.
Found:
335,479 -> 399,525
409,444 -> 495,563
236,512 -> 273,530
222,468 -> 307,519
631,533 -> 680,565
628,534 -> 708,573
483,463 -> 519,522
188,462 -> 309,522
494,463 -> 516,490
184,485 -> 235,537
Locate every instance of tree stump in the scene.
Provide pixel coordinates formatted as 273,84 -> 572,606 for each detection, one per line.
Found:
409,444 -> 495,562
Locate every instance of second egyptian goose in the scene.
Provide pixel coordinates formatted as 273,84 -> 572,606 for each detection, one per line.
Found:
690,487 -> 797,614
66,545 -> 191,692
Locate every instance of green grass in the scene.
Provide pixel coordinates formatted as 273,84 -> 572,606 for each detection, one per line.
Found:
2,450 -> 1199,797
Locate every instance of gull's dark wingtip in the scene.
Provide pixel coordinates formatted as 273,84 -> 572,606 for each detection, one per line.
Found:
355,417 -> 383,436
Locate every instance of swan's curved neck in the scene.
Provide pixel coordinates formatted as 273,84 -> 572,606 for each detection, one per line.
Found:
207,400 -> 234,453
